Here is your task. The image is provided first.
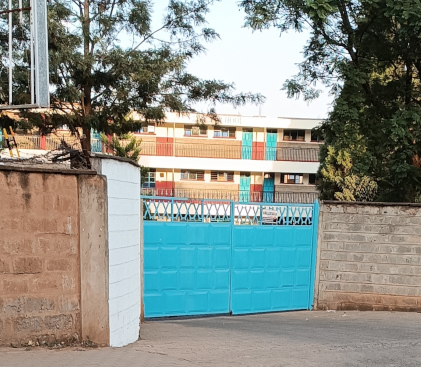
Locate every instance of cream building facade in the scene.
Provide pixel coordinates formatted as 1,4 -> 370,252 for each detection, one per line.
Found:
138,112 -> 322,203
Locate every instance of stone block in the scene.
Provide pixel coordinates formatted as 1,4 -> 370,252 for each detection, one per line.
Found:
24,218 -> 44,233
0,238 -> 33,256
2,297 -> 24,314
357,206 -> 381,215
3,280 -> 29,294
0,259 -> 10,273
25,297 -> 55,313
325,242 -> 344,251
324,205 -> 345,214
62,275 -> 76,291
29,277 -> 60,293
408,217 -> 421,225
15,317 -> 43,332
38,237 -> 78,255
47,259 -> 72,272
44,314 -> 73,331
43,219 -> 58,233
13,257 -> 42,274
58,296 -> 80,312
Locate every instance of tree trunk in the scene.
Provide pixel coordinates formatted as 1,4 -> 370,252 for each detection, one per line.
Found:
81,0 -> 92,168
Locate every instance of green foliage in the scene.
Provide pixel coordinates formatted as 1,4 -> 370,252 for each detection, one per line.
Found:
100,133 -> 141,162
240,0 -> 421,202
1,0 -> 264,152
319,146 -> 378,202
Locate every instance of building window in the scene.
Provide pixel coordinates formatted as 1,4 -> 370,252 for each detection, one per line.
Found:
214,127 -> 235,138
283,129 -> 305,141
309,174 -> 317,185
184,125 -> 207,136
142,169 -> 156,188
137,124 -> 155,133
181,170 -> 205,180
267,129 -> 277,134
311,129 -> 323,142
211,171 -> 234,182
280,173 -> 303,184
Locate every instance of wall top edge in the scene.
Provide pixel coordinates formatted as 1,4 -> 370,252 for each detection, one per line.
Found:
0,163 -> 96,175
322,200 -> 421,208
90,153 -> 140,168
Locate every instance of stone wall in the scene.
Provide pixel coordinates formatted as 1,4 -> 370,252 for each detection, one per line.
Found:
0,158 -> 141,347
315,202 -> 421,311
0,166 -> 109,346
0,169 -> 83,345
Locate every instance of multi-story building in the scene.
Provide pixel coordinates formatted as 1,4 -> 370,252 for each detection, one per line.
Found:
138,112 -> 322,203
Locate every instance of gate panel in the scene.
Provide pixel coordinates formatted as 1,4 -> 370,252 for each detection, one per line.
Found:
231,202 -> 316,315
231,226 -> 314,314
143,221 -> 231,318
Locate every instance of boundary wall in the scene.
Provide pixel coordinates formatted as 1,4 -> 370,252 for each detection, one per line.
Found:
315,202 -> 421,311
1,156 -> 141,348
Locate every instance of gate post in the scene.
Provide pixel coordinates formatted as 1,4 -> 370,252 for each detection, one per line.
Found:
308,200 -> 320,310
230,201 -> 235,225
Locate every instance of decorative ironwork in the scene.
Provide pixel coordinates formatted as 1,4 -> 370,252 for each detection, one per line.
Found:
142,196 -> 315,226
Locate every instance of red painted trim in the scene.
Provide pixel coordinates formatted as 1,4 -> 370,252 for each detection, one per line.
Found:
156,137 -> 173,143
250,184 -> 263,191
155,181 -> 173,189
252,142 -> 264,160
40,136 -> 46,150
156,137 -> 173,156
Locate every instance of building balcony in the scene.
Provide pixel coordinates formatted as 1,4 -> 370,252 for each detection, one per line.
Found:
141,188 -> 318,204
9,134 -> 102,152
140,142 -> 319,162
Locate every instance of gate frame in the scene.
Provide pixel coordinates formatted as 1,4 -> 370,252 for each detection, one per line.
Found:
142,196 -> 320,318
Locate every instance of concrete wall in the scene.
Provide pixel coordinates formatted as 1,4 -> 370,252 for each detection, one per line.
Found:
0,168 -> 96,346
315,202 -> 421,311
78,175 -> 109,345
92,156 -> 141,348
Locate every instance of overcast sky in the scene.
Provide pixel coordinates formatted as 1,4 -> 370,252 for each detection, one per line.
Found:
153,1 -> 333,119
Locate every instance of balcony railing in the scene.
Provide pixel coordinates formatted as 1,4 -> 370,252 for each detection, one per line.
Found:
141,188 -> 318,204
11,135 -> 102,152
140,142 -> 319,162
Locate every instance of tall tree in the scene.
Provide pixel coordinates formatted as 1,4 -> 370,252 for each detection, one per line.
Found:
1,0 -> 263,161
240,0 -> 421,202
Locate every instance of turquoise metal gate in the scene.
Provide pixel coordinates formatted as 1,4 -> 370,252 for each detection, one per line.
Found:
143,197 -> 319,318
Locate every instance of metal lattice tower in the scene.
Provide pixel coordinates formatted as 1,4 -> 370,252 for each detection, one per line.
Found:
0,0 -> 49,109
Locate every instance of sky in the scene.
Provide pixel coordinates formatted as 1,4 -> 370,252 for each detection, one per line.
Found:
153,0 -> 334,119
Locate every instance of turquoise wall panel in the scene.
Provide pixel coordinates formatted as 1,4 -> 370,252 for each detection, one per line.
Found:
239,175 -> 251,202
266,132 -> 277,160
241,131 -> 253,159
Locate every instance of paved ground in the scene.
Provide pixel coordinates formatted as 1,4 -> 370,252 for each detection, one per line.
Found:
1,311 -> 421,367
